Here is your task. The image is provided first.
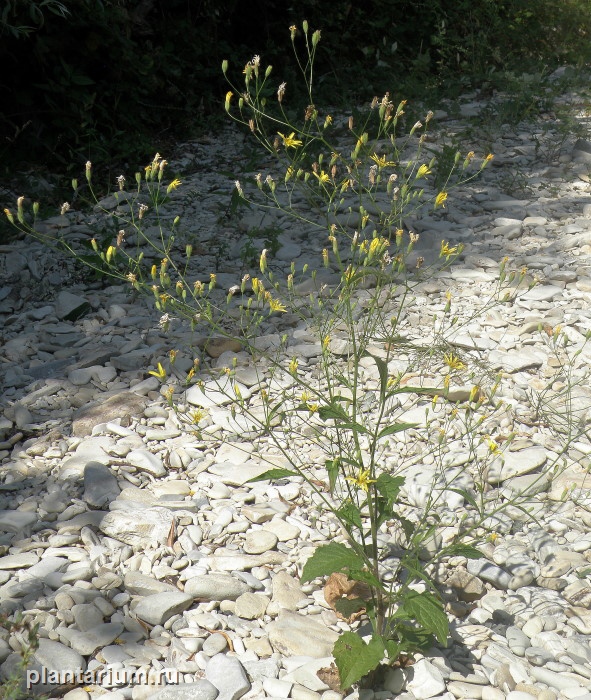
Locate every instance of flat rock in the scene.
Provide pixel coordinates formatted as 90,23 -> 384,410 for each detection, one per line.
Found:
486,447 -> 547,484
134,592 -> 194,626
71,391 -> 148,437
267,610 -> 339,657
99,507 -> 175,548
205,653 -> 251,700
183,574 -> 251,601
83,462 -> 120,508
147,682 -> 219,700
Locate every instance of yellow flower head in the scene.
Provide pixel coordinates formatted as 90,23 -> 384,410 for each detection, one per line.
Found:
346,468 -> 377,492
167,178 -> 182,194
278,132 -> 303,149
443,352 -> 466,371
148,362 -> 167,381
416,164 -> 431,178
440,240 -> 459,258
313,170 -> 330,183
435,191 -> 448,208
369,153 -> 396,168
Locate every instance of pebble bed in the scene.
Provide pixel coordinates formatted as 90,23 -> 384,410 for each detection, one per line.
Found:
1,76 -> 591,700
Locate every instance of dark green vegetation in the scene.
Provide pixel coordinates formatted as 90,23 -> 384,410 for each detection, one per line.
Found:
1,0 -> 591,228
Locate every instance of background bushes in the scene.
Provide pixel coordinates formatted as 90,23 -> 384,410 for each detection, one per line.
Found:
1,0 -> 591,175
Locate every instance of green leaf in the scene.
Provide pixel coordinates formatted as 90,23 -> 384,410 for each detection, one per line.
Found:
247,468 -> 299,483
318,402 -> 350,422
385,639 -> 401,661
347,568 -> 383,590
375,474 -> 405,504
336,501 -> 363,531
443,543 -> 482,559
333,632 -> 385,689
363,352 -> 389,403
446,487 -> 479,510
300,543 -> 363,583
318,402 -> 369,434
326,459 -> 340,495
400,591 -> 448,645
334,597 -> 366,618
377,422 -> 417,439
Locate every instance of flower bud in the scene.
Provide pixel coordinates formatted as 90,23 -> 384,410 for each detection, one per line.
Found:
222,59 -> 228,74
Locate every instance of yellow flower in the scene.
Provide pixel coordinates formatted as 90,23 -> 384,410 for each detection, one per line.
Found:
440,240 -> 459,258
416,164 -> 431,178
167,178 -> 182,194
435,191 -> 448,208
346,468 -> 377,492
485,153 -> 494,162
148,363 -> 167,380
313,170 -> 330,183
369,153 -> 396,168
278,132 -> 303,149
289,357 -> 298,375
443,352 -> 466,371
268,297 -> 287,313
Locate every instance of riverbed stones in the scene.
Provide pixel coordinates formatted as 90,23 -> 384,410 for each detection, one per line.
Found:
4,81 -> 591,700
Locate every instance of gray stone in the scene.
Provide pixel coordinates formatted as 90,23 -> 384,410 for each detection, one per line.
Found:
234,592 -> 270,619
243,530 -> 278,554
0,510 -> 37,534
127,449 -> 166,477
83,462 -> 120,508
486,447 -> 547,484
124,571 -> 179,596
186,376 -> 252,408
267,611 -> 339,657
134,592 -> 194,626
59,622 -> 123,656
183,574 -> 251,601
205,653 -> 250,700
147,681 -> 219,700
271,570 -> 308,611
55,290 -> 90,321
0,553 -> 39,569
0,639 -> 86,695
99,507 -> 175,548
72,391 -> 148,437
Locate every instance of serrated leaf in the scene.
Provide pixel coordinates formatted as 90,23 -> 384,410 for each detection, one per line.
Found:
246,468 -> 299,483
377,422 -> 417,439
333,632 -> 385,689
336,501 -> 363,531
401,591 -> 448,645
300,543 -> 363,583
375,474 -> 405,503
444,543 -> 482,559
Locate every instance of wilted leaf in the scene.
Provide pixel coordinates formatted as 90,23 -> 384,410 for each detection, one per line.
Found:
323,572 -> 371,622
316,663 -> 341,692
